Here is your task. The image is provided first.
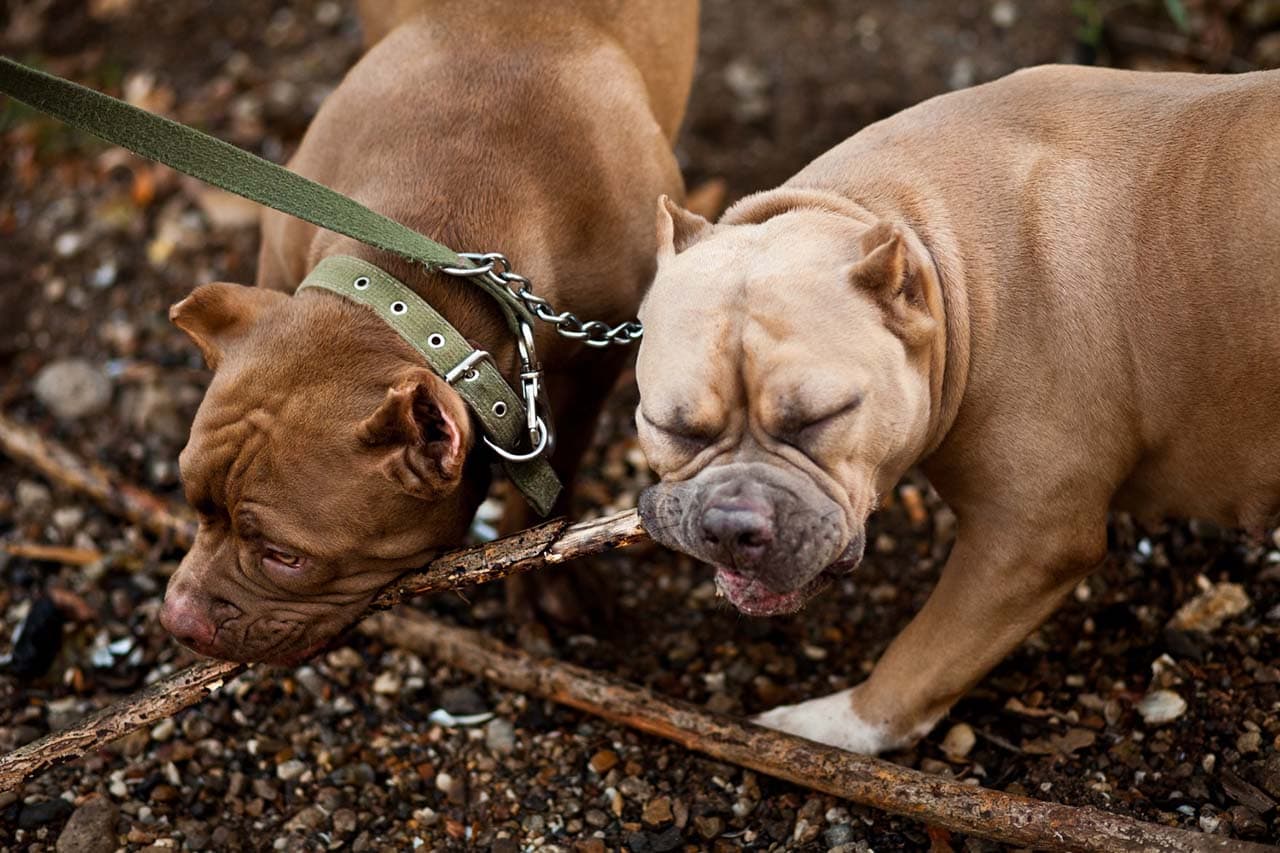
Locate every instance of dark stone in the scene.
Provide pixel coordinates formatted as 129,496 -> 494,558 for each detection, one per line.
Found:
625,831 -> 652,853
650,827 -> 683,852
1162,627 -> 1205,662
7,596 -> 64,680
439,686 -> 487,715
18,798 -> 74,829
490,839 -> 519,853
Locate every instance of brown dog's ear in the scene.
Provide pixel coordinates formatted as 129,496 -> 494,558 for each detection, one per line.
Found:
656,194 -> 715,259
357,368 -> 473,499
846,222 -> 936,347
170,283 -> 285,370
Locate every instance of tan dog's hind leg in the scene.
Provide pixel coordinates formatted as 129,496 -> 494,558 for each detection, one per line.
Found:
755,511 -> 1108,753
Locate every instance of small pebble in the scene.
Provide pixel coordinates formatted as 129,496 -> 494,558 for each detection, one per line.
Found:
33,359 -> 113,420
484,718 -> 516,755
276,759 -> 306,782
642,795 -> 673,827
941,722 -> 976,760
589,749 -> 619,774
1137,689 -> 1187,726
149,718 -> 175,742
55,795 -> 117,853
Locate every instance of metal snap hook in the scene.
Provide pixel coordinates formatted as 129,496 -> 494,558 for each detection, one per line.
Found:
484,417 -> 549,463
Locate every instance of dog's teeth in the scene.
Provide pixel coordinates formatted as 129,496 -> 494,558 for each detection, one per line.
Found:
715,586 -> 724,598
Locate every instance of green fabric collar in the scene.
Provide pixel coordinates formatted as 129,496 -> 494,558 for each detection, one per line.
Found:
299,256 -> 560,515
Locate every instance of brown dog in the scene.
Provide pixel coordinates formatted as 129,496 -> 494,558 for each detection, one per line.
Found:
159,0 -> 697,664
637,65 -> 1280,753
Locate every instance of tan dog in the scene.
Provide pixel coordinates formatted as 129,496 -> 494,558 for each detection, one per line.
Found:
159,0 -> 697,663
637,65 -> 1280,754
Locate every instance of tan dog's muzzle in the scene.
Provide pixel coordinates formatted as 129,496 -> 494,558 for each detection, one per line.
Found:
639,461 -> 861,616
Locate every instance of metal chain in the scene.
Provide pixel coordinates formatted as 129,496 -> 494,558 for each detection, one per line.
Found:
441,253 -> 643,348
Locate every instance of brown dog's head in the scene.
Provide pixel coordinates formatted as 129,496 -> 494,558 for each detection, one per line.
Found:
636,194 -> 941,616
160,284 -> 486,663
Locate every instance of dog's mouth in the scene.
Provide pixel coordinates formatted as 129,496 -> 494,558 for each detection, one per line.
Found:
712,538 -> 862,617
713,566 -> 834,616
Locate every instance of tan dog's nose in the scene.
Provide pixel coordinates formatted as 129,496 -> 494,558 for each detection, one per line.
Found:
701,502 -> 774,566
159,592 -> 217,652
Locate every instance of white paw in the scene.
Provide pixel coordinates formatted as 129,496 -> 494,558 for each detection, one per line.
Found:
751,689 -> 896,755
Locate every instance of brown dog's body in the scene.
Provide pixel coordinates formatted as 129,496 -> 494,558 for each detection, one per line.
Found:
160,0 -> 697,663
638,65 -> 1280,753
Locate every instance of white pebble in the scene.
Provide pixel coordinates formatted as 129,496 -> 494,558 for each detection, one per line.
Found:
1137,689 -> 1187,725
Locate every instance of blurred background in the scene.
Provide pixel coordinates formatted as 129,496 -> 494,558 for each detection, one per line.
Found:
1,2 -> 1278,851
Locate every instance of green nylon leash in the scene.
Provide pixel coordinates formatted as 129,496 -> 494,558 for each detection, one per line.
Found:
0,58 -> 528,332
0,56 -> 561,514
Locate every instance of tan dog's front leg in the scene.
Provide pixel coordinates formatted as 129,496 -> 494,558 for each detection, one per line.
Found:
755,514 -> 1107,754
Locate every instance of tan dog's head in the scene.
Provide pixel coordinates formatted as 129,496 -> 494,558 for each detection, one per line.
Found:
636,195 -> 940,616
160,285 -> 485,663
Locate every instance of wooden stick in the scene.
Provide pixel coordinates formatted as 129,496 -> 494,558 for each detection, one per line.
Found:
0,414 -> 196,548
4,542 -> 103,566
363,611 -> 1274,853
0,509 -> 644,793
0,659 -> 246,792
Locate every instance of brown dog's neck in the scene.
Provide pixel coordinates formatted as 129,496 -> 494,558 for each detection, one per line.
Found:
308,235 -> 524,382
723,186 -> 970,463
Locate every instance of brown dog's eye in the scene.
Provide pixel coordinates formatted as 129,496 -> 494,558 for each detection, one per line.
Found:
264,547 -> 305,572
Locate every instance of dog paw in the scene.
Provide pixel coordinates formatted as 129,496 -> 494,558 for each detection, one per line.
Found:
751,689 -> 900,755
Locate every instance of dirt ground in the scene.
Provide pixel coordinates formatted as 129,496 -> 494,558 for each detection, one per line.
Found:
1,0 -> 1279,850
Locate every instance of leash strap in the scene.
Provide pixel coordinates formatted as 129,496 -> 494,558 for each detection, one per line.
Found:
0,57 -> 560,514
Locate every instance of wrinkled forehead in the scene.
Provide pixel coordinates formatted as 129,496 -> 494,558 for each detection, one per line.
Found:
639,215 -> 889,422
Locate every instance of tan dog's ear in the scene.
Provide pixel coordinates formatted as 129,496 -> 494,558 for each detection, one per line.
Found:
656,195 -> 715,259
170,283 -> 285,370
847,222 -> 936,347
358,368 -> 473,498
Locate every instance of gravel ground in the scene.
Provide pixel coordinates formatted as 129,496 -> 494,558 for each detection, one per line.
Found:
2,1 -> 1279,850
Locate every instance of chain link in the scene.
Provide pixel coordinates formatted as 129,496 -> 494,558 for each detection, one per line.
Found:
442,253 -> 643,348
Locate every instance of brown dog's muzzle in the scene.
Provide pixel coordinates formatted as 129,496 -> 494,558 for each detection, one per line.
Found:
159,589 -> 220,655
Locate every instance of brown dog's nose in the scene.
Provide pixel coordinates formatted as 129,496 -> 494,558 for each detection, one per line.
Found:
159,592 -> 217,652
701,502 -> 774,565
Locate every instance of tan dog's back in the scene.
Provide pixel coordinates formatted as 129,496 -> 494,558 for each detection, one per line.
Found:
788,66 -> 1280,528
